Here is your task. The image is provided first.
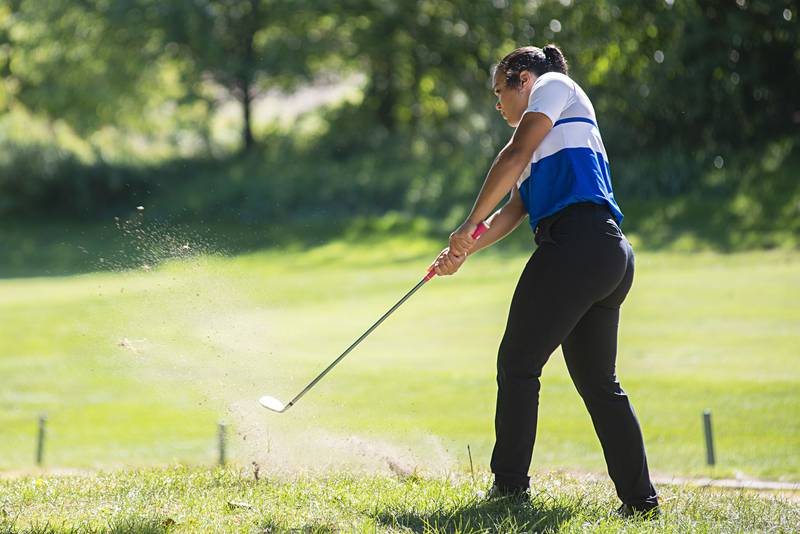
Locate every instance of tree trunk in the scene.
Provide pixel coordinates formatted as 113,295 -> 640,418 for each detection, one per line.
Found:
239,0 -> 258,153
372,51 -> 397,133
241,82 -> 254,153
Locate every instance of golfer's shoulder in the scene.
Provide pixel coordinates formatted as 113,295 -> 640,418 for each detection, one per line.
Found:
532,72 -> 575,94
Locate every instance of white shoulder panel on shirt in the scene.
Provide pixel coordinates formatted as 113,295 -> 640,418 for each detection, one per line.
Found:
525,73 -> 575,125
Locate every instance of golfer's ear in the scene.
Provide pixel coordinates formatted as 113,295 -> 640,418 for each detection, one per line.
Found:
519,71 -> 534,89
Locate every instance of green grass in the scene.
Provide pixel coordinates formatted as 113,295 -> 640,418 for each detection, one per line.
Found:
1,224 -> 798,485
0,467 -> 798,532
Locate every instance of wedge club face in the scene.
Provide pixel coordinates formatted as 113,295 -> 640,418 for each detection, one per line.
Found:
258,395 -> 289,413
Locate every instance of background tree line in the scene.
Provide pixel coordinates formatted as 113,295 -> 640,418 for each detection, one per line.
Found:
0,0 -> 797,245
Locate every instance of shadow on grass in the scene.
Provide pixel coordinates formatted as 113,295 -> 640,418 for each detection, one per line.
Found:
0,212 -> 478,279
0,216 -> 352,279
261,520 -> 341,534
5,138 -> 798,279
4,181 -> 798,279
373,494 -> 579,533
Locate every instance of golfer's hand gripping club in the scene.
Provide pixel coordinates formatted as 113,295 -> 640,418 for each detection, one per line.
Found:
258,221 -> 489,413
424,222 -> 489,281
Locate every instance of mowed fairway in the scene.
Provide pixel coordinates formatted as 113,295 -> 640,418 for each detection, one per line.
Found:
1,233 -> 798,483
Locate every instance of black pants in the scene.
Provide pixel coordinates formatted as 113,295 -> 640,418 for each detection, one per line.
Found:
490,202 -> 658,507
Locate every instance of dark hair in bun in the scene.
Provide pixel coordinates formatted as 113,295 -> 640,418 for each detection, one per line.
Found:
495,44 -> 569,89
543,44 -> 568,75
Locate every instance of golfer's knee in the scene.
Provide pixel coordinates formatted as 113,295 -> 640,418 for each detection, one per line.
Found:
497,340 -> 542,382
573,375 -> 627,403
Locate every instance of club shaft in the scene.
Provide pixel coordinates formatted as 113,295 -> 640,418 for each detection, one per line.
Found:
285,277 -> 429,408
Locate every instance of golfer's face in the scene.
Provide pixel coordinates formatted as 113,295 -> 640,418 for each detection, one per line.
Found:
493,70 -> 533,128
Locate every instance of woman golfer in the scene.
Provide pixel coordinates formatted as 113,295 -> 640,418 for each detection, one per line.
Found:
431,44 -> 660,517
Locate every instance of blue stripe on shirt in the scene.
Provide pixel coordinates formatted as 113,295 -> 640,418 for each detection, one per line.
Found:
553,117 -> 597,128
518,146 -> 623,230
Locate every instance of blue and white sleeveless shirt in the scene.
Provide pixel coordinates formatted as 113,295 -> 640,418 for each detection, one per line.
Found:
516,72 -> 623,230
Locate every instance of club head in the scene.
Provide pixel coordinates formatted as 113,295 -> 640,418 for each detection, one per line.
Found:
258,395 -> 287,413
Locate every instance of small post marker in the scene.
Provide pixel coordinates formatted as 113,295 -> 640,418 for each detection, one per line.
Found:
218,421 -> 227,466
467,444 -> 475,485
703,410 -> 716,466
36,414 -> 47,466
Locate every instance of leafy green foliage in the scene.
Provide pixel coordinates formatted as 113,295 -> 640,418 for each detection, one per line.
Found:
154,0 -> 341,152
2,1 -> 162,135
0,0 -> 797,242
565,0 -> 800,156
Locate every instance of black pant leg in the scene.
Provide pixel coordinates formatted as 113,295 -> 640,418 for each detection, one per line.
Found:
490,244 -> 594,489
490,205 -> 658,497
561,246 -> 658,506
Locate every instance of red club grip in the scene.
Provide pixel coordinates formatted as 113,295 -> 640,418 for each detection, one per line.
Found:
424,221 -> 489,281
470,221 -> 490,239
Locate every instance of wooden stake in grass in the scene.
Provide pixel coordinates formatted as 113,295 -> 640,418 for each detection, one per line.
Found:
467,444 -> 475,485
703,410 -> 716,466
36,414 -> 47,466
218,421 -> 227,466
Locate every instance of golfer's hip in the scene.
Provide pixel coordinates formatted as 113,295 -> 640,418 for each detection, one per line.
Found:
533,201 -> 624,246
530,202 -> 632,299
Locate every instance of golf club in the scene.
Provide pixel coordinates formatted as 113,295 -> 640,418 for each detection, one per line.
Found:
258,221 -> 489,413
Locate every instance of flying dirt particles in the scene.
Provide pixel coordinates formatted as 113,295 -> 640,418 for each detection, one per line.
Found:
118,337 -> 145,354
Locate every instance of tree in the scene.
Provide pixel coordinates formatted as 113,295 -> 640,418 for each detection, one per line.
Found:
2,0 -> 162,136
332,0 -> 521,135
156,0 -> 338,153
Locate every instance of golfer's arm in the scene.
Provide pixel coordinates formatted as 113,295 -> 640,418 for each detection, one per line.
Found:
466,112 -> 552,226
469,187 -> 527,255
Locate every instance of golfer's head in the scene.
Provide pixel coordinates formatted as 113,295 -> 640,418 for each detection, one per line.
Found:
492,44 -> 569,127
